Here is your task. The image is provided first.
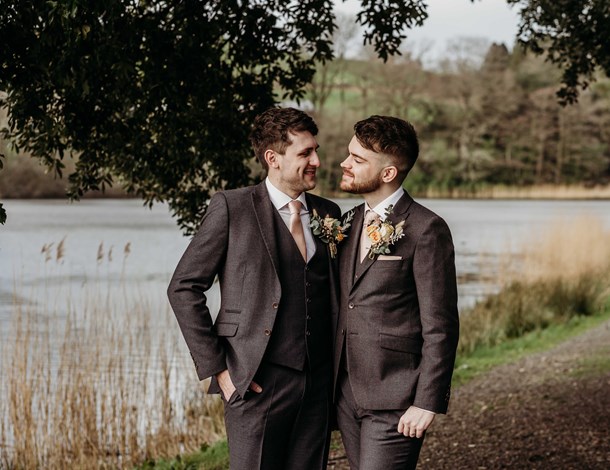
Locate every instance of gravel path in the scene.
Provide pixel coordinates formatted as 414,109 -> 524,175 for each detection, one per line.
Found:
329,319 -> 610,469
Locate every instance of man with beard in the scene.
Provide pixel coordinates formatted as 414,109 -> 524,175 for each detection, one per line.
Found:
168,107 -> 340,469
333,115 -> 459,469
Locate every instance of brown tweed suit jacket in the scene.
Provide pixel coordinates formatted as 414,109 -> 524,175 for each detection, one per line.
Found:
333,190 -> 459,413
168,182 -> 341,399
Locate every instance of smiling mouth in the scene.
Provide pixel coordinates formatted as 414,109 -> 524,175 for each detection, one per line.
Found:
342,171 -> 354,178
304,168 -> 317,176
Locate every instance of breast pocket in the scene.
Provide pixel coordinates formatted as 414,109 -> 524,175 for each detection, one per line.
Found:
372,256 -> 406,269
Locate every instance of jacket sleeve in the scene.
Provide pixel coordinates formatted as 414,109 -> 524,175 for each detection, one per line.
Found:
412,216 -> 460,413
167,192 -> 230,380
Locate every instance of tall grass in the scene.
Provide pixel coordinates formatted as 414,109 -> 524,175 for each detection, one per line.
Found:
458,216 -> 610,354
0,246 -> 225,469
414,184 -> 610,200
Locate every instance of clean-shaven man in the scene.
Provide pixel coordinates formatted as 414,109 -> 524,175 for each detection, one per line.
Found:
168,107 -> 340,469
334,115 -> 459,469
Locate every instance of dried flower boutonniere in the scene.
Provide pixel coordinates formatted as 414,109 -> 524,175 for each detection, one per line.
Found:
366,205 -> 405,259
310,209 -> 354,258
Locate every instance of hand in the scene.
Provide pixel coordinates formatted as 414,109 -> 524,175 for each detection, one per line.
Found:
397,406 -> 435,439
215,369 -> 262,401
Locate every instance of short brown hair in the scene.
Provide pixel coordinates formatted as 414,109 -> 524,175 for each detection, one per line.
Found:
354,115 -> 419,180
249,107 -> 318,170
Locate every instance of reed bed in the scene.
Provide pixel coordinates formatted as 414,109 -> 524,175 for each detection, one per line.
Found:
459,215 -> 610,354
0,245 -> 225,469
420,184 -> 610,199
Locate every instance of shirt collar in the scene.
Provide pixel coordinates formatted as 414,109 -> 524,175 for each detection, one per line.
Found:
265,177 -> 308,211
365,187 -> 404,219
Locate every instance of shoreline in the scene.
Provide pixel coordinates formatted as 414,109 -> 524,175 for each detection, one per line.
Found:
317,184 -> 610,201
3,184 -> 610,202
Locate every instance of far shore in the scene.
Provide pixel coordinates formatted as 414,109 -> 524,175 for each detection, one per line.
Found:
3,183 -> 610,201
328,184 -> 610,200
412,184 -> 610,200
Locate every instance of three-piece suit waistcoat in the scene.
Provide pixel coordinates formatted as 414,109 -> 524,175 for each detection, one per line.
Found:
263,209 -> 332,370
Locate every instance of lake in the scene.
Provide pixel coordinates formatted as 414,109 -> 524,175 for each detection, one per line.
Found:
2,197 -> 610,328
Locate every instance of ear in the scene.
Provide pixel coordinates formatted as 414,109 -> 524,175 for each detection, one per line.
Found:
264,149 -> 279,169
381,165 -> 398,184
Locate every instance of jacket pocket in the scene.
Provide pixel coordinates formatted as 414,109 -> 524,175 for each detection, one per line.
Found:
223,308 -> 242,314
379,333 -> 422,354
215,322 -> 239,337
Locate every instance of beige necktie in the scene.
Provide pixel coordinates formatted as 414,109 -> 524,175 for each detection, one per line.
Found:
288,200 -> 307,261
360,209 -> 380,262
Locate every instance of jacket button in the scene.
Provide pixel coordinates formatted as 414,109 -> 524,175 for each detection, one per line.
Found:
348,303 -> 355,309
306,282 -> 311,288
272,302 -> 279,309
306,330 -> 311,336
306,315 -> 311,320
264,329 -> 271,336
341,329 -> 345,335
306,298 -> 311,304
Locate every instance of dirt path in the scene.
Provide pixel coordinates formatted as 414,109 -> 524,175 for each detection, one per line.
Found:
328,319 -> 610,469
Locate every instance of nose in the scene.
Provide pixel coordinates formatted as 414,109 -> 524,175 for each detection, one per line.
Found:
340,156 -> 351,169
310,150 -> 320,167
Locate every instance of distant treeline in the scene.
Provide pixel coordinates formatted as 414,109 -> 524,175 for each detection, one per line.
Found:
308,42 -> 610,196
1,41 -> 609,199
0,110 -> 128,198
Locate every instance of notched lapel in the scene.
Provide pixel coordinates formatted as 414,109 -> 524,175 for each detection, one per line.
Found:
386,190 -> 413,226
305,193 -> 325,259
350,191 -> 414,293
252,183 -> 280,277
341,205 -> 364,293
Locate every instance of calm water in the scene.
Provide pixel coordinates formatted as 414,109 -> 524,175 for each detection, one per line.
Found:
2,197 -> 610,328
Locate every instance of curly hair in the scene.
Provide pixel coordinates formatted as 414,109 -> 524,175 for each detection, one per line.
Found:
354,115 -> 419,180
249,107 -> 318,170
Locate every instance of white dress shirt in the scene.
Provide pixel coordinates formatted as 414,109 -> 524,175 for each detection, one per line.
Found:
265,178 -> 316,261
364,186 -> 404,219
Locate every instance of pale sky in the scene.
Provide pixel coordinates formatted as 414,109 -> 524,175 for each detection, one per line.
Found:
333,0 -> 521,63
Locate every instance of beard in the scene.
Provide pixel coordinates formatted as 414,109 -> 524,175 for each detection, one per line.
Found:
340,171 -> 383,194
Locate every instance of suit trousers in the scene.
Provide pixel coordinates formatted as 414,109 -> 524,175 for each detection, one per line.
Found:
223,360 -> 332,470
336,368 -> 424,470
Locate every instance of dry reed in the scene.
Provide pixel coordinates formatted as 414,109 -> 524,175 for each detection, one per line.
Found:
458,215 -> 610,354
0,244 -> 225,469
421,184 -> 610,200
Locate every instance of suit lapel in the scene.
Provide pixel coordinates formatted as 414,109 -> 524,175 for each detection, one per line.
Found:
349,191 -> 414,294
340,204 -> 364,294
252,182 -> 281,277
385,190 -> 414,227
305,193 -> 326,259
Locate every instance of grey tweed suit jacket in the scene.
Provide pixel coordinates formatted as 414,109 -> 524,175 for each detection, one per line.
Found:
333,190 -> 459,414
168,182 -> 341,399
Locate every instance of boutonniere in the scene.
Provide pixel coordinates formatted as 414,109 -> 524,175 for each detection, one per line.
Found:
366,205 -> 405,259
310,209 -> 354,258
